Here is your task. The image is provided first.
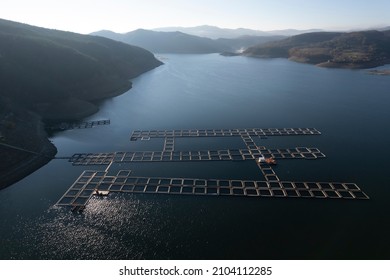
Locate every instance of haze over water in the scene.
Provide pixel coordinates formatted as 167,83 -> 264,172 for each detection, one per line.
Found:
0,54 -> 389,259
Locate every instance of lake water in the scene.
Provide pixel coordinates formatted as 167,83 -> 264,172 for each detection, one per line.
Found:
1,54 -> 390,259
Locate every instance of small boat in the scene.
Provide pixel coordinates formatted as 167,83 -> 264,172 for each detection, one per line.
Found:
258,156 -> 276,165
94,190 -> 109,196
257,155 -> 266,163
265,157 -> 277,165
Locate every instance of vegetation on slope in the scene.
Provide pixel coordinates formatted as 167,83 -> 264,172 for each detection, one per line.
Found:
0,18 -> 162,119
244,31 -> 390,68
0,18 -> 162,189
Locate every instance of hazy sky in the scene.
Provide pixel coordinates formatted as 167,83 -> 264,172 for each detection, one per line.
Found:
1,0 -> 389,34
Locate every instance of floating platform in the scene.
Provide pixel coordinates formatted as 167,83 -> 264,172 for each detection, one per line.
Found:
73,119 -> 110,129
68,147 -> 325,165
130,127 -> 321,139
163,137 -> 175,152
49,119 -> 110,131
55,169 -> 369,208
257,163 -> 279,181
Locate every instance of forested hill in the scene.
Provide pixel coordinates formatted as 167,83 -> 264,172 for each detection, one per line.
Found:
0,18 -> 162,189
0,18 -> 162,119
244,30 -> 390,68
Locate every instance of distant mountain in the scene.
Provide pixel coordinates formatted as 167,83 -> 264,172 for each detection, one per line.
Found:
153,25 -> 323,39
265,28 -> 323,37
244,30 -> 390,68
92,29 -> 222,54
216,35 -> 285,53
89,29 -> 125,41
378,26 -> 390,31
153,25 -> 269,39
0,19 -> 162,119
91,29 -> 284,53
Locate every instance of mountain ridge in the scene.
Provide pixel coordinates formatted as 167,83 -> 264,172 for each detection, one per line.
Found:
152,25 -> 323,39
91,29 -> 284,54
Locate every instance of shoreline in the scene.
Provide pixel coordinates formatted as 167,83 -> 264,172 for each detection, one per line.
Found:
244,53 -> 390,69
245,54 -> 390,70
0,60 -> 162,191
367,69 -> 390,76
0,137 -> 57,190
315,60 -> 390,69
0,81 -> 134,190
35,82 -> 133,122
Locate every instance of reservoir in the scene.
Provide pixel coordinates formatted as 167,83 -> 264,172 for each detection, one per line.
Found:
1,54 -> 389,259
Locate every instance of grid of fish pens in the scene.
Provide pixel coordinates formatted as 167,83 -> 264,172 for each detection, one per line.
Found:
56,169 -> 369,209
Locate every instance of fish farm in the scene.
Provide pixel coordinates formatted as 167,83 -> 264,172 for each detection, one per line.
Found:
55,127 -> 369,211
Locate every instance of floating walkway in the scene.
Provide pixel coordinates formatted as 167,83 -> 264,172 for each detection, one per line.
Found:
163,137 -> 175,152
72,119 -> 110,129
49,119 -> 110,131
68,147 -> 325,165
55,169 -> 369,209
130,127 -> 321,139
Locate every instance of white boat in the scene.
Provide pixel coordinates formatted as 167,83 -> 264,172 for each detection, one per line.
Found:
257,155 -> 266,163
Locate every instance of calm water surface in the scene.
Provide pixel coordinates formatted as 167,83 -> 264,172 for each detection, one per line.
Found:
1,54 -> 390,259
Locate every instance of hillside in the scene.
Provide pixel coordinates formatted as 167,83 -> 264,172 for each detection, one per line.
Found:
0,19 -> 162,120
91,29 -> 283,54
244,30 -> 390,68
0,97 -> 57,189
0,18 -> 162,189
